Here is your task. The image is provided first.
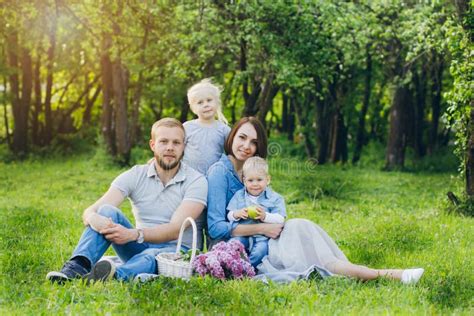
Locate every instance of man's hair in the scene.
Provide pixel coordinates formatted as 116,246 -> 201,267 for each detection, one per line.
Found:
243,156 -> 269,177
150,118 -> 185,140
224,117 -> 268,158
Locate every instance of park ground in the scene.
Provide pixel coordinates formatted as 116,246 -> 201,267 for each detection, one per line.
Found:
0,143 -> 473,315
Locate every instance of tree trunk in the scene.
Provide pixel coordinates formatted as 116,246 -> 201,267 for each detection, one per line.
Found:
428,55 -> 443,154
2,77 -> 11,147
293,94 -> 316,158
353,46 -> 372,163
413,65 -> 427,158
6,31 -> 20,152
315,83 -> 333,165
281,93 -> 289,132
100,32 -> 115,154
43,9 -> 57,146
328,82 -> 348,164
240,38 -> 262,117
230,82 -> 239,125
287,95 -> 295,141
454,0 -> 470,30
130,22 -> 149,146
149,99 -> 164,121
57,71 -> 80,106
32,52 -> 42,146
256,76 -> 279,127
242,80 -> 261,117
329,106 -> 348,163
369,81 -> 387,142
82,85 -> 101,126
58,75 -> 101,131
385,85 -> 411,170
112,59 -> 130,163
281,93 -> 295,141
466,106 -> 474,196
12,48 -> 32,155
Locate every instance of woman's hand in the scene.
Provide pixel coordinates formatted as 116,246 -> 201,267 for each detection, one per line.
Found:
100,224 -> 137,245
233,208 -> 249,220
261,223 -> 284,239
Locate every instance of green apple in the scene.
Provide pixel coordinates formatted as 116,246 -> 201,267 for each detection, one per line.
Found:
247,205 -> 259,219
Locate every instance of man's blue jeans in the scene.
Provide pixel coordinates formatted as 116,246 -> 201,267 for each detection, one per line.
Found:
71,204 -> 186,281
231,236 -> 268,268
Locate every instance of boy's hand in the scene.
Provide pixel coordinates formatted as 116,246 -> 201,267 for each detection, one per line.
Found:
254,206 -> 266,221
233,208 -> 248,220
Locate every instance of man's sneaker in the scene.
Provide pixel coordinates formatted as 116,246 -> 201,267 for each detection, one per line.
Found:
401,268 -> 424,284
86,260 -> 116,284
46,260 -> 89,284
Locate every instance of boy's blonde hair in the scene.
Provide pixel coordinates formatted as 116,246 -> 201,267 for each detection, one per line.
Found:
150,118 -> 185,140
243,156 -> 269,177
187,78 -> 228,125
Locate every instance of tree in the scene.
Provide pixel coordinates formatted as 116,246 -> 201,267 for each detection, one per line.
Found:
443,1 -> 473,195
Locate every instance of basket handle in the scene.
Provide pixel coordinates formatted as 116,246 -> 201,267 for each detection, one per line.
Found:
175,217 -> 197,263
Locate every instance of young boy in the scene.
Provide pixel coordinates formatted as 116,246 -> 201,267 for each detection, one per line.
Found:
226,157 -> 286,268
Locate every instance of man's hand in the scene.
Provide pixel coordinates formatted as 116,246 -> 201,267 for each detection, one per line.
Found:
261,223 -> 284,239
100,224 -> 137,245
233,208 -> 249,220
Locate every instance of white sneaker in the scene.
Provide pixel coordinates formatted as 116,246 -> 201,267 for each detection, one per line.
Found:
401,268 -> 424,284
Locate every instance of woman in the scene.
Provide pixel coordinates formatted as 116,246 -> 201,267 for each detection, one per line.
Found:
206,117 -> 424,284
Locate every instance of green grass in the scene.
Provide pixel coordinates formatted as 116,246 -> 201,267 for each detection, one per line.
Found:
1,152 -> 473,315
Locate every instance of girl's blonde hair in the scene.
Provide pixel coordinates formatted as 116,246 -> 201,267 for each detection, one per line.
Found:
187,78 -> 228,125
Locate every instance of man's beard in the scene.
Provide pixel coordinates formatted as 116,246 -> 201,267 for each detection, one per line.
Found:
155,152 -> 184,170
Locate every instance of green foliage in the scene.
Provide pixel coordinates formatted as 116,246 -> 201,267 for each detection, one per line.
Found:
1,0 -> 467,173
442,16 -> 474,173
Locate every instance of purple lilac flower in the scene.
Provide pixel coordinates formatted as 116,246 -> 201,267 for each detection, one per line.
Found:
205,254 -> 225,279
241,260 -> 256,277
192,240 -> 254,280
229,260 -> 244,279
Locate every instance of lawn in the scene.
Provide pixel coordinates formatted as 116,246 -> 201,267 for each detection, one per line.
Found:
1,150 -> 473,315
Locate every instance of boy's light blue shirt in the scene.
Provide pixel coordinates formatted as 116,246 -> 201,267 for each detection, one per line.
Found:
227,187 -> 286,218
226,187 -> 286,241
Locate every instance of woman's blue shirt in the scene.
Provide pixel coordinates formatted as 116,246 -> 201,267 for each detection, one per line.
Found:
206,154 -> 243,240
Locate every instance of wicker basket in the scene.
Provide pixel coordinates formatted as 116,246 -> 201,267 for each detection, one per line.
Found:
155,217 -> 197,280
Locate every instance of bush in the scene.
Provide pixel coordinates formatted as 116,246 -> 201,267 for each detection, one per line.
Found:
445,193 -> 474,217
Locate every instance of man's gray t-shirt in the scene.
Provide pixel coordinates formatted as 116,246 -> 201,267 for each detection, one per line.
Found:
111,161 -> 208,249
183,120 -> 231,175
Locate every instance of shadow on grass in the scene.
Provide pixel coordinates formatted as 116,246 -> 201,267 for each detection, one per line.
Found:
427,273 -> 474,309
343,222 -> 433,266
274,173 -> 356,205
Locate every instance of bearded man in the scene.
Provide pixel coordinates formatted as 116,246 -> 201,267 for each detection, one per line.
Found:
47,118 -> 207,283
